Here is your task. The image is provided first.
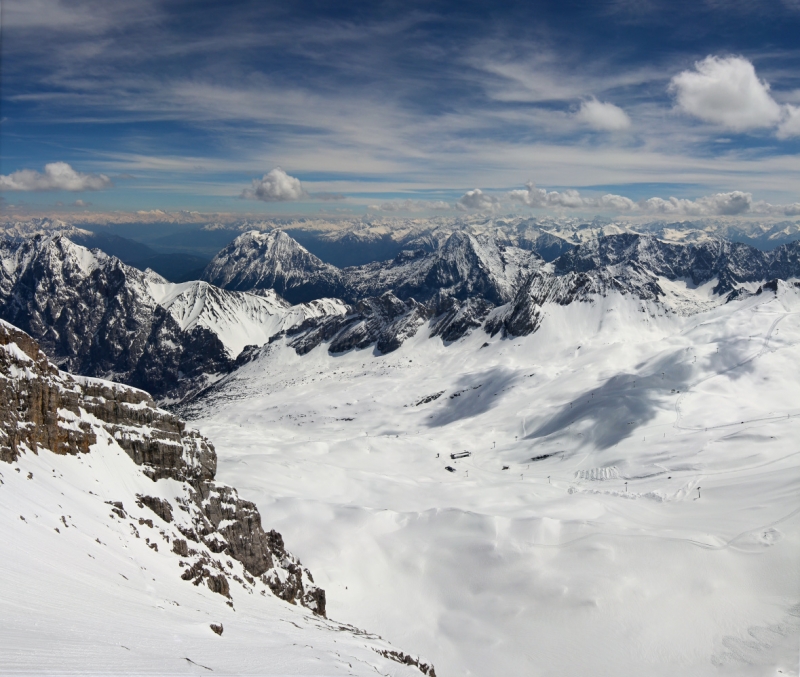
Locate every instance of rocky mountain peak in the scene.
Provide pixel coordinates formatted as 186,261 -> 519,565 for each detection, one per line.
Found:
202,229 -> 344,303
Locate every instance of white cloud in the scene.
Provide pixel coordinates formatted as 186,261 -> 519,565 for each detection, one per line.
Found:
508,182 -> 777,216
669,56 -> 782,131
783,204 -> 800,216
72,199 -> 91,208
240,168 -> 306,202
576,99 -> 632,131
455,189 -> 499,212
641,191 -> 752,216
777,105 -> 800,139
508,182 -> 635,211
596,193 -> 637,211
429,201 -> 451,211
0,162 -> 112,192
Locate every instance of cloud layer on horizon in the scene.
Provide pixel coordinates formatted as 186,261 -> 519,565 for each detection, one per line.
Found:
496,182 -> 800,217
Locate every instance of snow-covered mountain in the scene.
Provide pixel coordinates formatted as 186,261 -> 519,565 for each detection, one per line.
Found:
252,231 -> 800,358
202,229 -> 346,303
0,235 -> 345,401
207,229 -> 541,306
205,229 -> 542,350
0,320 -> 434,676
6,230 -> 800,388
5,220 -> 800,676
345,230 -> 540,304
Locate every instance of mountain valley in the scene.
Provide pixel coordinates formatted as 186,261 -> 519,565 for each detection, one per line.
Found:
0,219 -> 798,676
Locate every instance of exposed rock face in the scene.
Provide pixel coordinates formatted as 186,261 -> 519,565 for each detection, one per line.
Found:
284,292 -> 431,356
0,235 -> 232,402
0,320 -> 95,462
0,319 -> 325,615
202,230 -> 345,303
0,235 -> 345,402
551,233 -> 800,294
376,650 -> 437,677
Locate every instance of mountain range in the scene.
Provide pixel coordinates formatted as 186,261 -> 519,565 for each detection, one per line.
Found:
2,227 -> 800,403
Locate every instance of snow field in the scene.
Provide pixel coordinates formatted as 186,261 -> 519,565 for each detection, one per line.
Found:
194,284 -> 800,676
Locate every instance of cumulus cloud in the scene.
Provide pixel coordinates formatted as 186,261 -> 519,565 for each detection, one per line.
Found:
508,182 -> 635,211
641,191 -> 752,216
777,105 -> 800,139
575,98 -> 632,131
0,162 -> 112,192
368,199 -> 450,212
241,167 -> 307,202
508,181 -> 800,216
669,56 -> 782,131
72,199 -> 91,208
456,189 -> 499,212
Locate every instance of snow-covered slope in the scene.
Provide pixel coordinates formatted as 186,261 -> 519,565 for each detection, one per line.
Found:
185,279 -> 800,677
147,280 -> 346,359
0,320 -> 434,676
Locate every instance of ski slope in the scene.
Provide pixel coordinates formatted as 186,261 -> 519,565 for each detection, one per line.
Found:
191,280 -> 800,676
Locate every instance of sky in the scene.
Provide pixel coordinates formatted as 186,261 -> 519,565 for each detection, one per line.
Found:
2,0 -> 800,218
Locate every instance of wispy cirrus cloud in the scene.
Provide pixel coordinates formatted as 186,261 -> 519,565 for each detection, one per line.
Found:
3,1 -> 800,213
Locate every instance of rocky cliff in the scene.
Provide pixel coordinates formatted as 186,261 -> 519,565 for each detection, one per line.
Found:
0,319 -> 325,615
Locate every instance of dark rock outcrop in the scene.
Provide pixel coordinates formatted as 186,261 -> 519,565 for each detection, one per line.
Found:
0,235 -> 235,402
284,292 -> 431,356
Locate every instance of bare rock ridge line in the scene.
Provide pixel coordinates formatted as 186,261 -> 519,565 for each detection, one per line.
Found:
0,319 -> 325,616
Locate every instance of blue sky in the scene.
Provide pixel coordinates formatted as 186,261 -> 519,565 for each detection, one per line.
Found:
2,0 -> 800,217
